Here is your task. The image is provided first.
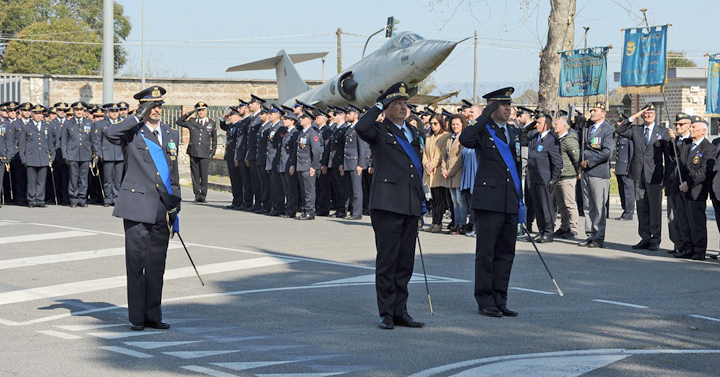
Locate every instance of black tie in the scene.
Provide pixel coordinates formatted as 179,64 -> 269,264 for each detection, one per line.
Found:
497,125 -> 507,144
153,130 -> 159,142
644,127 -> 650,145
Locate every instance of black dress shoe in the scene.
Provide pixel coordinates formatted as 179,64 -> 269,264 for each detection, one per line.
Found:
496,305 -> 518,317
129,323 -> 145,331
334,213 -> 347,218
674,249 -> 694,259
78,202 -> 87,207
632,241 -> 650,250
614,216 -> 632,221
587,240 -> 604,248
296,214 -> 315,220
552,228 -> 569,236
103,203 -> 110,207
28,203 -> 35,208
479,307 -> 503,317
345,215 -> 362,220
709,254 -> 719,260
267,211 -> 282,217
144,321 -> 170,329
648,244 -> 660,251
255,208 -> 270,214
379,315 -> 394,329
561,231 -> 576,239
393,314 -> 424,328
534,235 -> 553,243
69,203 -> 77,208
691,253 -> 706,261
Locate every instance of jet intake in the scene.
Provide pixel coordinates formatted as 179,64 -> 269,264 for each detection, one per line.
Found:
338,71 -> 358,101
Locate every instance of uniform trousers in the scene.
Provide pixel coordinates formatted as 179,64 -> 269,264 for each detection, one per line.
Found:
269,169 -> 285,214
53,156 -> 70,205
667,193 -> 683,249
189,156 -> 210,199
554,178 -> 578,234
103,161 -> 124,205
316,171 -> 331,215
616,174 -> 635,218
69,161 -> 89,204
676,195 -> 707,255
635,179 -> 663,245
226,159 -> 243,207
529,182 -> 555,236
710,191 -> 720,241
523,178 -> 535,229
349,170 -> 363,216
362,170 -> 372,214
581,174 -> 609,241
371,209 -> 418,318
298,171 -> 316,215
246,160 -> 261,209
0,163 -> 5,204
238,162 -> 253,207
26,166 -> 47,205
123,203 -> 170,324
280,171 -> 299,217
11,157 -> 27,205
473,209 -> 517,309
257,166 -> 271,210
330,168 -> 349,216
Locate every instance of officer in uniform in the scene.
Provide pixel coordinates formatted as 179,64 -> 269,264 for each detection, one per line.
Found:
49,102 -> 71,205
118,101 -> 130,121
105,86 -> 180,331
664,113 -> 691,253
243,95 -> 265,211
327,108 -> 349,217
515,106 -> 536,235
93,103 -> 125,206
0,108 -> 7,207
315,108 -> 333,216
614,114 -> 635,221
254,104 -> 273,213
296,111 -> 323,220
278,113 -> 300,218
176,101 -> 217,203
356,82 -> 425,329
8,102 -> 32,205
234,101 -> 254,209
19,104 -> 53,207
266,105 -> 288,216
616,104 -> 669,251
62,101 -> 95,207
525,113 -> 562,243
342,104 -> 370,220
577,102 -> 614,248
673,116 -> 715,260
220,105 -> 242,209
459,87 -> 521,318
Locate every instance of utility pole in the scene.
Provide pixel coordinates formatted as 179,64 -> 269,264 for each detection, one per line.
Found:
141,0 -> 146,88
102,0 -> 114,103
473,30 -> 478,103
583,26 -> 589,115
336,28 -> 342,73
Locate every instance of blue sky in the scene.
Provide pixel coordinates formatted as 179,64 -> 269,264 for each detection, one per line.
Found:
115,0 -> 717,99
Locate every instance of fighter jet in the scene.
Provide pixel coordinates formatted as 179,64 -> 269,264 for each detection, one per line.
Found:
226,31 -> 460,108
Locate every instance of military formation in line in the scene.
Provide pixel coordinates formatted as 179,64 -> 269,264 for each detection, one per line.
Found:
0,101 -> 131,208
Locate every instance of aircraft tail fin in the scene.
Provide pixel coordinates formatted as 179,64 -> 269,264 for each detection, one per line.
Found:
226,50 -> 327,102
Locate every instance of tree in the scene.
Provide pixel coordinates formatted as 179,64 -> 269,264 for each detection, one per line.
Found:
0,0 -> 131,72
537,0 -> 576,112
3,18 -> 101,74
667,50 -> 697,69
515,88 -> 539,104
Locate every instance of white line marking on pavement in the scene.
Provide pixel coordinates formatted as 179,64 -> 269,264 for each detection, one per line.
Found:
591,299 -> 648,309
689,314 -> 720,322
88,331 -> 162,339
0,245 -> 182,270
0,230 -> 95,245
100,346 -> 154,358
313,273 -> 469,285
56,324 -> 128,331
212,361 -> 296,371
255,374 -> 346,377
509,287 -> 557,295
125,341 -> 205,349
0,256 -> 297,306
36,330 -> 82,340
163,350 -> 243,359
180,365 -> 238,377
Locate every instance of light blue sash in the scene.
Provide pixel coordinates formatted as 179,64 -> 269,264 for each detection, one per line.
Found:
486,125 -> 525,223
140,129 -> 179,232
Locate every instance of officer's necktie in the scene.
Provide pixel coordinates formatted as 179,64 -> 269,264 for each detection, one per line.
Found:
153,129 -> 159,144
497,125 -> 507,144
644,127 -> 650,145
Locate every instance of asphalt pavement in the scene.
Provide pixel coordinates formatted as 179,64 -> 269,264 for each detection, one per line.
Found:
1,188 -> 719,377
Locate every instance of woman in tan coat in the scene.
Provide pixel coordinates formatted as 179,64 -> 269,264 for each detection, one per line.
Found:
441,115 -> 467,234
422,114 -> 451,232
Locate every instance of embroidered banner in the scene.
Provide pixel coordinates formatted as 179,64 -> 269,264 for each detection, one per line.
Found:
559,47 -> 608,97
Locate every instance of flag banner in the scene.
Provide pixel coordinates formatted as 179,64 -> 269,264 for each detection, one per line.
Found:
620,25 -> 668,92
559,47 -> 608,97
707,56 -> 720,115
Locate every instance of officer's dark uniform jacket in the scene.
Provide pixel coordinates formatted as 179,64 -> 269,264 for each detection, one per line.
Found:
267,121 -> 287,171
19,121 -> 54,167
343,123 -> 370,170
296,126 -> 323,172
278,126 -> 299,173
1,121 -> 10,160
664,135 -> 688,196
582,120 -> 615,178
105,116 -> 181,225
244,112 -> 262,162
49,117 -> 68,158
319,124 -> 334,167
327,123 -> 348,169
175,116 -> 217,159
93,118 -> 125,161
233,115 -> 251,162
62,117 -> 95,161
615,120 -> 669,184
459,117 -> 522,214
355,106 -> 424,217
525,129 -> 562,185
676,138 -> 715,201
615,134 -> 634,176
255,120 -> 272,167
8,119 -> 28,159
219,119 -> 238,163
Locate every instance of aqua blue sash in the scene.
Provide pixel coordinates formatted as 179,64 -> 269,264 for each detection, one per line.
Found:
393,131 -> 427,215
140,129 -> 179,232
486,124 -> 525,223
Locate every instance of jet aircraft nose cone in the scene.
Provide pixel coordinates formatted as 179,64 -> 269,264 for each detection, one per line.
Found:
415,40 -> 458,72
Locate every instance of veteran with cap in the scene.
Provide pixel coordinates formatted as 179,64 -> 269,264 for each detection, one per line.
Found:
18,104 -> 53,207
295,111 -> 323,220
616,104 -> 670,251
105,86 -> 181,331
176,101 -> 217,203
8,102 -> 32,205
356,82 -> 426,329
665,113 -> 692,253
459,87 -> 522,318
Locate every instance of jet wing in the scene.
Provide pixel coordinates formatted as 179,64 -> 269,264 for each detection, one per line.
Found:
408,90 -> 460,106
227,52 -> 328,72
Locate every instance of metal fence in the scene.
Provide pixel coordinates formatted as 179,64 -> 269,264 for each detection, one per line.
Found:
0,74 -> 22,103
